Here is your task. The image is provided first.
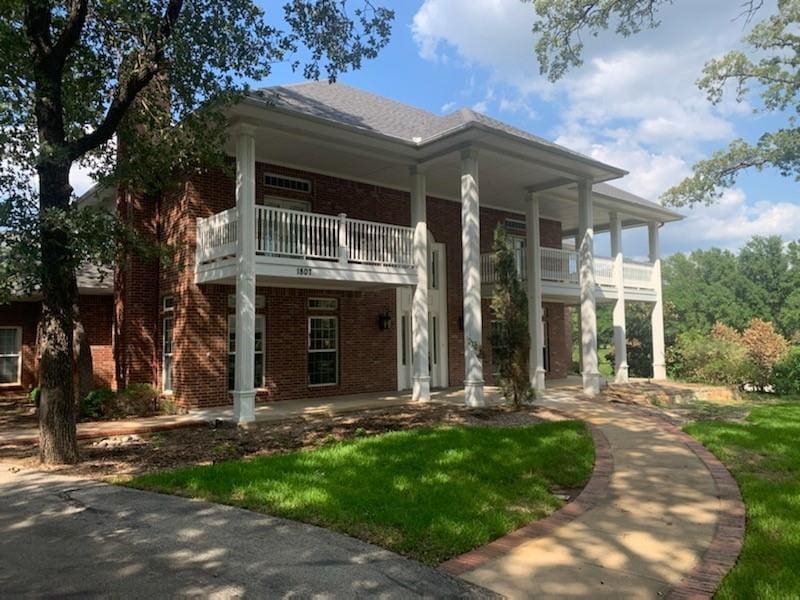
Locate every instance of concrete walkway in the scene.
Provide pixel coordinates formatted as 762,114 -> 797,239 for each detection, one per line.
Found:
451,389 -> 742,599
0,464 -> 486,598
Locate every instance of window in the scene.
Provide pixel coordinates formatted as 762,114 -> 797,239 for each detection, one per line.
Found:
227,316 -> 265,390
308,297 -> 338,311
0,327 -> 21,385
162,317 -> 174,392
504,218 -> 526,235
430,250 -> 439,290
162,295 -> 175,313
265,173 -> 312,194
261,196 -> 311,211
308,316 -> 338,386
400,315 -> 408,366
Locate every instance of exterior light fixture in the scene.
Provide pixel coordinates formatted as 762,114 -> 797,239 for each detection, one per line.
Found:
378,310 -> 392,331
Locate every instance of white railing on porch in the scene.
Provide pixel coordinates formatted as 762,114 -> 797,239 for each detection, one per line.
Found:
196,207 -> 238,263
481,247 -> 656,291
196,205 -> 415,269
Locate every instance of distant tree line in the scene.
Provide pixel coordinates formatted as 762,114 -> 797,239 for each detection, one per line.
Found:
594,235 -> 800,379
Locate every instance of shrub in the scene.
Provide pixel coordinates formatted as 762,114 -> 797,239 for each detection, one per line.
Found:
740,319 -> 790,390
111,384 -> 159,417
771,347 -> 800,396
81,388 -> 115,420
669,330 -> 755,386
29,387 -> 40,408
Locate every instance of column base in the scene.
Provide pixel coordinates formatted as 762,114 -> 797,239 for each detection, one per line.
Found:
614,364 -> 629,384
464,380 -> 485,407
582,371 -> 601,397
231,390 -> 256,423
652,363 -> 667,381
532,368 -> 546,394
412,376 -> 431,402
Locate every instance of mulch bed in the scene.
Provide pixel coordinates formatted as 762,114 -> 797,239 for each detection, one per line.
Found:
0,402 -> 564,479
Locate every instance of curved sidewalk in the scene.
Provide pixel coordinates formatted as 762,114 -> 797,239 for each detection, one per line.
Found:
447,390 -> 744,599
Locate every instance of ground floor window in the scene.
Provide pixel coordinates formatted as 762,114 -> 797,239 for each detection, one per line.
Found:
228,315 -> 265,390
308,316 -> 338,386
162,317 -> 174,392
0,327 -> 21,385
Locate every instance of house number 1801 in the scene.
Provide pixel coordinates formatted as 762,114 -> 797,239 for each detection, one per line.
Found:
296,267 -> 312,276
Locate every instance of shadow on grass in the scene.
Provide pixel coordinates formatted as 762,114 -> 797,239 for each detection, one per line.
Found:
685,402 -> 800,599
128,421 -> 594,564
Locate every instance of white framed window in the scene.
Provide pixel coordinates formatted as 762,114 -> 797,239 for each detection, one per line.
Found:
308,297 -> 338,311
264,173 -> 312,194
228,315 -> 265,390
430,249 -> 439,290
162,317 -> 174,392
308,316 -> 338,386
162,295 -> 175,313
0,327 -> 21,385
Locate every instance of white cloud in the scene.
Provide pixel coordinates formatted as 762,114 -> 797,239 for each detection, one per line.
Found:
69,163 -> 96,197
411,0 -> 771,187
660,188 -> 800,253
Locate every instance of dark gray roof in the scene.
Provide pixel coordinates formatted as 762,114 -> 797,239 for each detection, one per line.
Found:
254,82 -> 574,151
593,182 -> 683,220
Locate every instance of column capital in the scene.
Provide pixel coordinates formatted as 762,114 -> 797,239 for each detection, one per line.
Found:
408,163 -> 427,177
460,146 -> 479,161
229,121 -> 258,139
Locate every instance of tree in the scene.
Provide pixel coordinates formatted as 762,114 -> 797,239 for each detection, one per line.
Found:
489,226 -> 532,408
0,0 -> 393,464
529,0 -> 798,207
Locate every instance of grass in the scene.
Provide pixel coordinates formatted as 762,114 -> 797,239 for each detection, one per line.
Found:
684,400 -> 800,599
127,421 -> 594,564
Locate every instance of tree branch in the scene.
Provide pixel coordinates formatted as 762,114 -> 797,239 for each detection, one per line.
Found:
66,0 -> 183,160
24,0 -> 54,63
51,0 -> 89,69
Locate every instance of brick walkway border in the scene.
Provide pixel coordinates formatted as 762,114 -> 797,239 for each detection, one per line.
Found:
664,421 -> 746,600
439,424 -> 613,577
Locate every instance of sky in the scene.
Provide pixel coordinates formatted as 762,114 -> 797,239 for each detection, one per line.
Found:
71,0 -> 800,257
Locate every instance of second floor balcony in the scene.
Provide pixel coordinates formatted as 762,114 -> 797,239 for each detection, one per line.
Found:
195,206 -> 417,288
480,247 -> 658,302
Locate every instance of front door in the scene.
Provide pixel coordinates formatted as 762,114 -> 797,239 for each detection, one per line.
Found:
396,237 -> 448,390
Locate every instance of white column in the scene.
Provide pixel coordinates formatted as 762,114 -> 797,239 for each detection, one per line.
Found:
525,192 -> 546,393
649,222 -> 667,380
610,212 -> 629,383
578,180 -> 601,396
460,148 -> 485,406
232,124 -> 256,423
410,166 -> 431,402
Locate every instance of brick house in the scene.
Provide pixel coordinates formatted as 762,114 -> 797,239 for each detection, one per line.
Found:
0,83 -> 681,418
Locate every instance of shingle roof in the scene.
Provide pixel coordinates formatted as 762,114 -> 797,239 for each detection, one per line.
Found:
593,182 -> 683,220
251,81 -> 679,218
253,82 -> 567,151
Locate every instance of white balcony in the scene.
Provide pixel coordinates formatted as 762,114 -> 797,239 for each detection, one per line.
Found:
195,206 -> 417,288
480,247 -> 657,302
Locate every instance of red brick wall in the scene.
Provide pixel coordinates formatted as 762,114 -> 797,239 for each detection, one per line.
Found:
142,162 -> 573,407
115,188 -> 160,388
0,295 -> 115,392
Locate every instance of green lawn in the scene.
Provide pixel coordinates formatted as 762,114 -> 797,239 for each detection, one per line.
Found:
684,401 -> 800,599
128,422 -> 594,564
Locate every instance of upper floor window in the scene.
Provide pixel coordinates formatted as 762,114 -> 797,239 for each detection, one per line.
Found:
308,297 -> 338,311
265,173 -> 312,194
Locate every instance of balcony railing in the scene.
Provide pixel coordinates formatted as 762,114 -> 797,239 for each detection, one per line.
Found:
480,247 -> 656,291
196,206 -> 415,270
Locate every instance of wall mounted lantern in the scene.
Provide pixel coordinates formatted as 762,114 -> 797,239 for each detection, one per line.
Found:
378,310 -> 392,331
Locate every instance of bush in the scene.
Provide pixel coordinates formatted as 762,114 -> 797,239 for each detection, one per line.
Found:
740,319 -> 790,390
111,384 -> 159,417
771,347 -> 800,396
29,387 -> 40,408
669,331 -> 755,386
81,388 -> 115,420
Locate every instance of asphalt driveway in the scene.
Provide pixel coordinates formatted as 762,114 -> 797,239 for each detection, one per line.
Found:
0,464 -> 487,598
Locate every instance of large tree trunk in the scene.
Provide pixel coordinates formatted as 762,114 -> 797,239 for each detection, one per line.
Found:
73,305 -> 94,412
37,162 -> 79,465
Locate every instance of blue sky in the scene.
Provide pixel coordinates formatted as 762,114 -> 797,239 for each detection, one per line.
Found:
73,0 -> 799,258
